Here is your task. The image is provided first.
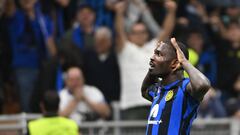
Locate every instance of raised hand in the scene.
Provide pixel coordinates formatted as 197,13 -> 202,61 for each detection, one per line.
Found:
114,1 -> 126,14
171,37 -> 187,65
171,37 -> 211,101
164,0 -> 177,13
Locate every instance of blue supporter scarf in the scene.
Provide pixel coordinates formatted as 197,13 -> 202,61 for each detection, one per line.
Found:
72,26 -> 84,49
56,65 -> 64,92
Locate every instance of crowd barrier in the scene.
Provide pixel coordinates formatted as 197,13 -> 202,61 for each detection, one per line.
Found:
0,113 -> 239,135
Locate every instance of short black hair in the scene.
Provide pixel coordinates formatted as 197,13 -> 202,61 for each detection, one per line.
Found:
42,91 -> 60,112
164,39 -> 189,60
77,3 -> 95,13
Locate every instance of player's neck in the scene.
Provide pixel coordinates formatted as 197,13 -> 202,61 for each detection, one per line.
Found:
161,73 -> 183,86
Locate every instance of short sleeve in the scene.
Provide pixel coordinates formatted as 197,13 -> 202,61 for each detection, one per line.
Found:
59,90 -> 72,111
85,86 -> 106,103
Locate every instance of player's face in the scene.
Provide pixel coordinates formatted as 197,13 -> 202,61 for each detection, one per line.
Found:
149,42 -> 174,77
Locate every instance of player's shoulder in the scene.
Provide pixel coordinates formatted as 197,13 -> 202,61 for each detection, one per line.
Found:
181,78 -> 191,89
177,78 -> 191,94
181,78 -> 200,104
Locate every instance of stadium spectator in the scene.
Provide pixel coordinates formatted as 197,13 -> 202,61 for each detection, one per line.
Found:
5,0 -> 56,112
30,44 -> 82,113
83,27 -> 120,104
208,17 -> 240,100
59,67 -> 110,124
40,0 -> 71,40
28,91 -> 79,135
0,0 -> 20,113
114,0 -> 176,120
73,0 -> 115,30
62,4 -> 96,50
122,0 -> 162,37
186,29 -> 217,85
222,5 -> 240,24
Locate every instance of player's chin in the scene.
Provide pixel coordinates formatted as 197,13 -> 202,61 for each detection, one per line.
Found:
148,68 -> 156,74
149,69 -> 162,77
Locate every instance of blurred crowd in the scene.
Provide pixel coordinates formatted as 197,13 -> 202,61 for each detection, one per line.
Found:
0,0 -> 239,124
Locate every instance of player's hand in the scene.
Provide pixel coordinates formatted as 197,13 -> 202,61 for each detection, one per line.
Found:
165,0 -> 177,13
171,38 -> 187,68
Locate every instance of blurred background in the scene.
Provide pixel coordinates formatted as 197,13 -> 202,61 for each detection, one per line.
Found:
0,0 -> 239,134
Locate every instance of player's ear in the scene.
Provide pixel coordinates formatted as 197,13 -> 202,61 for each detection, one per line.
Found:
171,59 -> 181,72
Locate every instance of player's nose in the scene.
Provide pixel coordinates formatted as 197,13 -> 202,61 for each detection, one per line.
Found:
150,55 -> 155,61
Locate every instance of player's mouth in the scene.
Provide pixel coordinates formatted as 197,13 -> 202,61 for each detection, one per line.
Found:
149,61 -> 155,70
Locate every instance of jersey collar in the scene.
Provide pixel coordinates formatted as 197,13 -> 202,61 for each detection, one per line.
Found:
160,79 -> 182,91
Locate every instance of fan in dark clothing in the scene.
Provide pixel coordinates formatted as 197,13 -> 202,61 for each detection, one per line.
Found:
83,27 -> 120,104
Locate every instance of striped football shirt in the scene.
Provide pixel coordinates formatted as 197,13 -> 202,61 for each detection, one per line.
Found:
146,78 -> 199,135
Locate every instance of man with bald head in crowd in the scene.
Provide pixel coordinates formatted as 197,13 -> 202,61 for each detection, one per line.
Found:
59,67 -> 110,124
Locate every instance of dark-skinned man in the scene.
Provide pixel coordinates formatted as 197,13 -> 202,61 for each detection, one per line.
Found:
142,38 -> 211,135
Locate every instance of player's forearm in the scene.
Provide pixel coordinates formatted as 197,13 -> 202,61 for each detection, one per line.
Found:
141,71 -> 158,101
59,100 -> 78,117
182,60 -> 211,94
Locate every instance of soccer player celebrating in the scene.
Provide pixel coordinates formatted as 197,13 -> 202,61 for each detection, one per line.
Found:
142,38 -> 211,135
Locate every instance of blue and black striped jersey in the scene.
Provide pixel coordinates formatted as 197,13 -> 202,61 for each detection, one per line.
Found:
146,78 -> 199,135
